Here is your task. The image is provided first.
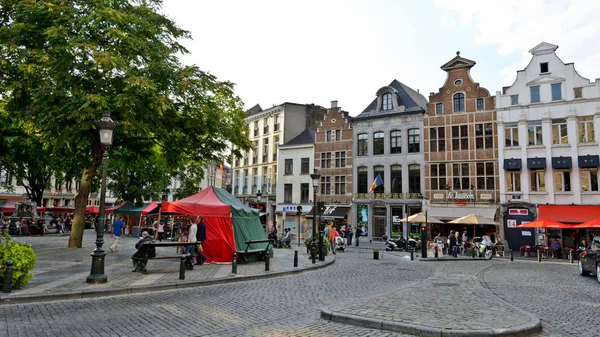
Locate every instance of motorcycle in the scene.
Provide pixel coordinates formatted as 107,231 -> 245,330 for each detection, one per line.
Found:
473,236 -> 494,260
384,236 -> 408,252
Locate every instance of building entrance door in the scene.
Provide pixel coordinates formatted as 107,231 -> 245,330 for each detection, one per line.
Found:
373,207 -> 386,241
503,207 -> 535,251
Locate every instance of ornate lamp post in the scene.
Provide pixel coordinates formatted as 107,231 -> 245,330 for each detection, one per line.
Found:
86,111 -> 117,284
309,169 -> 320,264
256,190 -> 262,202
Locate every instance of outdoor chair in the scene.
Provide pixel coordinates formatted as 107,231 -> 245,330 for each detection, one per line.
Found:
520,245 -> 532,257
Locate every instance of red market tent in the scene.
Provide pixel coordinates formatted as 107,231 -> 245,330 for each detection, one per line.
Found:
0,199 -> 25,213
86,206 -> 100,215
161,187 -> 269,263
572,218 -> 600,229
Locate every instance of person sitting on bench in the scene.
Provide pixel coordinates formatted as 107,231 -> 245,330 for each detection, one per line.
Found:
280,228 -> 292,247
132,231 -> 155,272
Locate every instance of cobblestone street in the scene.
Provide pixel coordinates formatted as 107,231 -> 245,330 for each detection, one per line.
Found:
0,242 -> 596,337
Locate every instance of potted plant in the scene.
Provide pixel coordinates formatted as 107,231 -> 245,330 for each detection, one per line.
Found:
0,233 -> 37,288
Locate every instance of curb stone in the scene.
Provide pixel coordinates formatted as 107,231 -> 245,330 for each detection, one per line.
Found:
0,257 -> 335,305
321,308 -> 541,337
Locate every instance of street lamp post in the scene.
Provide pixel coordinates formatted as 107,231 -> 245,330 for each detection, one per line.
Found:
87,110 -> 117,284
421,197 -> 430,259
309,169 -> 320,264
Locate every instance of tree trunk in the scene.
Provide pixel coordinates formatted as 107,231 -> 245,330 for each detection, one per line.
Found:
68,142 -> 102,248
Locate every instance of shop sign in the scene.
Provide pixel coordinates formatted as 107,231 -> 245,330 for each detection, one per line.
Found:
433,193 -> 444,199
522,231 -> 532,236
480,193 -> 492,200
509,209 -> 528,216
446,191 -> 475,200
354,193 -> 422,199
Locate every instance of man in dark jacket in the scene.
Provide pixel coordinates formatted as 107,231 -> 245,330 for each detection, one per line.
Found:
132,231 -> 155,272
195,215 -> 208,265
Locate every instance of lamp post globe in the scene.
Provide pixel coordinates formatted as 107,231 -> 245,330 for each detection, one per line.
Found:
309,169 -> 320,264
87,110 -> 117,284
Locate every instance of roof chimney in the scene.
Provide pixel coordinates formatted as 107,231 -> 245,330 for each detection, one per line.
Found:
417,89 -> 420,93
331,100 -> 338,108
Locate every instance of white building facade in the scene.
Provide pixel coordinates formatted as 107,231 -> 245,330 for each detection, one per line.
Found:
275,129 -> 317,241
496,42 -> 600,250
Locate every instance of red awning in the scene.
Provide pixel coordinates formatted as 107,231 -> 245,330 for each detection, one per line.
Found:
105,202 -> 126,215
0,198 -> 26,213
86,206 -> 100,215
538,205 -> 600,224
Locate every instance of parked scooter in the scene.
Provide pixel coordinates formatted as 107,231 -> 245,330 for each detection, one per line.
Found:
473,236 -> 494,260
384,236 -> 408,251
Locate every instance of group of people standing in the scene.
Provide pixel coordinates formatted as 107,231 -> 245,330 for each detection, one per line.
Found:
325,222 -> 364,253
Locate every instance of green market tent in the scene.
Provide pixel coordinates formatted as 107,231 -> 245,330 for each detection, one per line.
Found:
113,201 -> 159,216
161,187 -> 270,262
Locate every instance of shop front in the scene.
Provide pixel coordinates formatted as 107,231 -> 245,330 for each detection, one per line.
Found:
352,196 -> 422,241
274,204 -> 313,242
538,204 -> 600,251
425,204 -> 499,241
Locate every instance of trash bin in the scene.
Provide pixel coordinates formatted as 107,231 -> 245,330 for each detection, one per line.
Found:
373,249 -> 379,260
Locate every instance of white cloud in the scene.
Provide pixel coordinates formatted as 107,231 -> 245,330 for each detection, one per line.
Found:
434,0 -> 600,85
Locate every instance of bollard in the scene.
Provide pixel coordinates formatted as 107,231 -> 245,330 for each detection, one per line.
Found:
179,256 -> 186,280
537,249 -> 542,262
472,248 -> 475,258
410,249 -> 414,261
373,249 -> 379,260
232,253 -> 237,275
569,250 -> 573,264
265,250 -> 270,271
294,250 -> 298,267
510,249 -> 513,262
434,246 -> 438,258
2,260 -> 13,293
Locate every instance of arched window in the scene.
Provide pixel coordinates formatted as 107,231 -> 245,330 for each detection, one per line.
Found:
390,130 -> 401,154
357,133 -> 368,156
357,166 -> 368,193
391,165 -> 402,193
453,93 -> 465,112
373,165 -> 385,194
373,132 -> 384,155
381,93 -> 393,110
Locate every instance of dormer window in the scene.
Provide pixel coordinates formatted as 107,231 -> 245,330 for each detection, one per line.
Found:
381,93 -> 393,111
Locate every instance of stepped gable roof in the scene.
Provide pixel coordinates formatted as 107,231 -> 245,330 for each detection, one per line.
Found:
282,129 -> 315,147
246,104 -> 263,116
357,79 -> 427,119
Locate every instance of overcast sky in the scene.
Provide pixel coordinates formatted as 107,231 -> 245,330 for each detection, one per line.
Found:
161,0 -> 600,116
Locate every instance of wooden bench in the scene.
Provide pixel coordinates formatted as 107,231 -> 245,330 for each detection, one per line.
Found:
133,242 -> 197,280
236,239 -> 272,264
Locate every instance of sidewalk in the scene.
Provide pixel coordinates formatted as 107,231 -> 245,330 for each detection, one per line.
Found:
0,230 -> 333,305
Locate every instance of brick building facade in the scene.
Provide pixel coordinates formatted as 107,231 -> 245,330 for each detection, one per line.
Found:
311,101 -> 353,226
424,52 -> 499,238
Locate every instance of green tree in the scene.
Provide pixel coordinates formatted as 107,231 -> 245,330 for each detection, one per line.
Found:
0,0 -> 250,248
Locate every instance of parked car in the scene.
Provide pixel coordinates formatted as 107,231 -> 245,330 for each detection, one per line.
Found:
578,236 -> 600,283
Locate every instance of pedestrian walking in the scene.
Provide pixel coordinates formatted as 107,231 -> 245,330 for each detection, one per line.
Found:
355,226 -> 363,247
109,216 -> 125,253
195,215 -> 207,265
346,225 -> 353,246
184,219 -> 197,269
154,220 -> 165,242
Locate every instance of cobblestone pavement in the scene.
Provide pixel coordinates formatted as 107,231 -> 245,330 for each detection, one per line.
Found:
1,235 -> 594,337
480,260 -> 598,337
323,259 -> 540,335
0,249 -> 430,337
